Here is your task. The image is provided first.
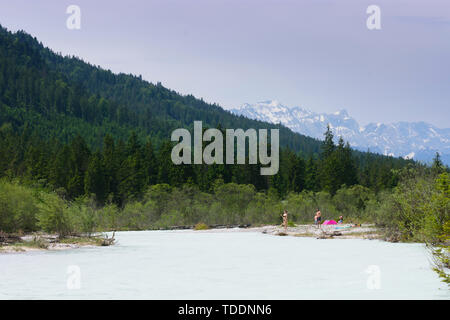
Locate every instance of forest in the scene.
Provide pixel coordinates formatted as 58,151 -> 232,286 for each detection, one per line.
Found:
0,25 -> 448,282
0,24 -> 412,206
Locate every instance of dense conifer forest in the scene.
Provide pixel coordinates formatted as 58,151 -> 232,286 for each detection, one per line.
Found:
0,25 -> 412,204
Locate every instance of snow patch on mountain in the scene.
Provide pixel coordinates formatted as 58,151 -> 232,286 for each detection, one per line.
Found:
230,100 -> 450,164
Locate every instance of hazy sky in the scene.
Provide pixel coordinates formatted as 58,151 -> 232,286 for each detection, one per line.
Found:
0,0 -> 449,127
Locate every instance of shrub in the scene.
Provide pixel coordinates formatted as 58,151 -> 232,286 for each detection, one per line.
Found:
97,203 -> 120,230
194,222 -> 209,230
36,192 -> 72,237
0,180 -> 39,233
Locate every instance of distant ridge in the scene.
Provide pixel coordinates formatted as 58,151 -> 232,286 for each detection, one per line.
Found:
230,100 -> 450,164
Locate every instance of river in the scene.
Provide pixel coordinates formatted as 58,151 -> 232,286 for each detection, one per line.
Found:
0,230 -> 448,299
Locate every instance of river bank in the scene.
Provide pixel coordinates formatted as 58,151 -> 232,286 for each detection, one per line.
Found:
0,223 -> 383,254
191,223 -> 380,239
0,223 -> 379,253
0,232 -> 115,254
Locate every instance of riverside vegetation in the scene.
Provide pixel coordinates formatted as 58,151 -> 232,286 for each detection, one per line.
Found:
0,155 -> 448,282
0,25 -> 448,283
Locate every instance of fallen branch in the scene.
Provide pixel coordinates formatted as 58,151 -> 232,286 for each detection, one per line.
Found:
101,231 -> 116,246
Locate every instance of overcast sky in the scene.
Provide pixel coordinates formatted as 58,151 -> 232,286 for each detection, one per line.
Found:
0,0 -> 449,127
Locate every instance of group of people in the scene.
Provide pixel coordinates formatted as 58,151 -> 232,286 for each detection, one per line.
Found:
280,209 -> 344,231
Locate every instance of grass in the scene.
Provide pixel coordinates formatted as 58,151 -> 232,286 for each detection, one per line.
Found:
59,236 -> 104,246
0,234 -> 111,253
0,245 -> 25,252
293,233 -> 315,237
341,230 -> 379,236
0,238 -> 49,251
194,223 -> 209,230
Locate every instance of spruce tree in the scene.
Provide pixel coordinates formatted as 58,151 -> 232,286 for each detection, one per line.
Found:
432,152 -> 445,175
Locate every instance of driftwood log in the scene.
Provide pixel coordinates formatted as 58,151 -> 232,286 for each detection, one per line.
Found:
101,231 -> 116,246
316,230 -> 342,239
0,231 -> 22,244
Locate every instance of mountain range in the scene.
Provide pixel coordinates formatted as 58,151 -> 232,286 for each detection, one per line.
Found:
230,100 -> 450,165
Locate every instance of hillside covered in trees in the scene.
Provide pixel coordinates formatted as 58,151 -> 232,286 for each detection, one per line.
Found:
0,25 -> 412,203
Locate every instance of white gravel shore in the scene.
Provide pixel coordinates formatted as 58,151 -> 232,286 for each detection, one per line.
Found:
195,223 -> 379,239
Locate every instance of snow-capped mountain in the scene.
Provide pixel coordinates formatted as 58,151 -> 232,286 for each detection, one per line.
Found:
230,100 -> 450,164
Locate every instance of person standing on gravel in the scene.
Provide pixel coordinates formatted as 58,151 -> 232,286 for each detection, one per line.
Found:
281,210 -> 288,232
314,209 -> 322,228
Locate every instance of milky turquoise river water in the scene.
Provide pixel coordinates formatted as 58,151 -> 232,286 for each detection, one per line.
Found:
0,230 -> 448,299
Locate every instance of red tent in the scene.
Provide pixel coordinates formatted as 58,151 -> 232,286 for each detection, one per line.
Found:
322,220 -> 337,225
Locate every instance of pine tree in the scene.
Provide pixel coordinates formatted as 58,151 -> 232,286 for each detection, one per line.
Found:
322,124 -> 335,159
342,142 -> 358,187
290,156 -> 306,193
305,156 -> 320,192
102,134 -> 117,199
432,152 -> 445,175
143,140 -> 157,185
84,152 -> 107,203
67,135 -> 91,198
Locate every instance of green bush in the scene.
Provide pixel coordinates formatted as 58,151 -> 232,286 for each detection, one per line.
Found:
194,222 -> 209,230
97,203 -> 120,230
287,221 -> 296,227
333,185 -> 374,221
67,197 -> 99,236
36,192 -> 72,237
0,180 -> 39,233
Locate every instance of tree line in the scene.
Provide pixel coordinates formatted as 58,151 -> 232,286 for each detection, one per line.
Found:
0,122 -> 406,206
